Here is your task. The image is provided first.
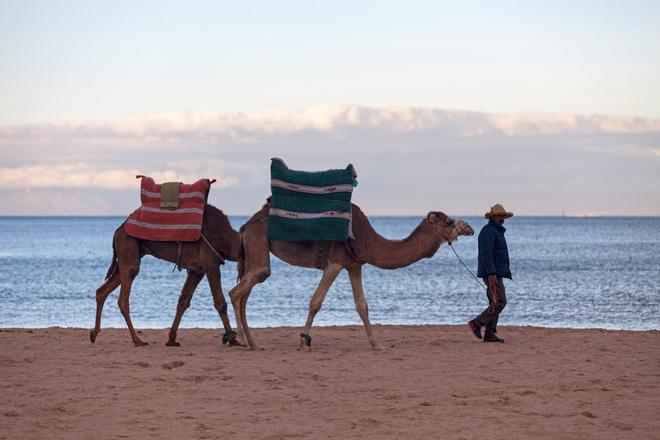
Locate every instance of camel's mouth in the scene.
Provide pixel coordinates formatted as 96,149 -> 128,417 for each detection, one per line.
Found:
446,220 -> 474,243
455,220 -> 474,236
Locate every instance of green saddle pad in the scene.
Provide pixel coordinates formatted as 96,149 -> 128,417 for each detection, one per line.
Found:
267,158 -> 357,241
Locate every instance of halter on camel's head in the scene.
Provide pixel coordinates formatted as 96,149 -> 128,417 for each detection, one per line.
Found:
426,211 -> 474,244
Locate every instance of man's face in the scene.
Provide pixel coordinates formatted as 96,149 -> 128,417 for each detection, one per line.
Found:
492,214 -> 506,225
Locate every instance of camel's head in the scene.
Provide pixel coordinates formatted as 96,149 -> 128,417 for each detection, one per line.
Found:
427,212 -> 474,244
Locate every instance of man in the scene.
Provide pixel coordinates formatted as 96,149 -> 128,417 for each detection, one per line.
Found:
468,204 -> 513,343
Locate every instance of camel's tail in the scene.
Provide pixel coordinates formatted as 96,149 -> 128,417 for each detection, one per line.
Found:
236,234 -> 245,282
236,202 -> 269,283
104,225 -> 122,280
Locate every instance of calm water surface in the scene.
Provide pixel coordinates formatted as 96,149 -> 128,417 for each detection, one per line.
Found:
0,216 -> 658,330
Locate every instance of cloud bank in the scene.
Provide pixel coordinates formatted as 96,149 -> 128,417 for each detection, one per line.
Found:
3,105 -> 660,140
0,163 -> 237,190
1,105 -> 658,216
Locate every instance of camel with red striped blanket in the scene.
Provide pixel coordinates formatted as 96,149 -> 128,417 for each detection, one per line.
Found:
90,204 -> 241,347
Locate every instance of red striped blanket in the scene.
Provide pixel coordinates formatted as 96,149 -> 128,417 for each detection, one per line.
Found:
124,176 -> 211,242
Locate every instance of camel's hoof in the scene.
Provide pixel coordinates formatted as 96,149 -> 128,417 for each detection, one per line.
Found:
222,331 -> 237,345
227,339 -> 244,348
299,333 -> 312,351
235,337 -> 248,348
372,344 -> 386,351
90,331 -> 97,343
248,345 -> 265,351
165,340 -> 180,347
133,341 -> 149,347
297,341 -> 312,352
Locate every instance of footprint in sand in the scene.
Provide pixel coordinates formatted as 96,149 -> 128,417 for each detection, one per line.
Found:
515,390 -> 536,396
161,361 -> 185,370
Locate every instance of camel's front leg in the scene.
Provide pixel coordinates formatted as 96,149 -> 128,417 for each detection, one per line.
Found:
348,265 -> 385,350
299,263 -> 342,351
166,271 -> 205,346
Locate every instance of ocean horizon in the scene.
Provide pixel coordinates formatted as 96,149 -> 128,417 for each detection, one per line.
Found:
1,215 -> 659,331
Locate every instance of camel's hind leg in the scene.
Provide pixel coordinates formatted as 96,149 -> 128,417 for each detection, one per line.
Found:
206,266 -> 238,346
348,265 -> 385,350
298,263 -> 342,351
117,264 -> 146,346
166,271 -> 205,347
228,280 -> 251,347
238,292 -> 256,349
90,271 -> 121,343
229,224 -> 271,349
229,267 -> 269,349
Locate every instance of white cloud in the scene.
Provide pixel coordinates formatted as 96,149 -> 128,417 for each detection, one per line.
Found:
2,106 -> 659,146
0,164 -> 238,189
583,144 -> 660,158
108,106 -> 660,136
487,113 -> 660,136
0,105 -> 658,215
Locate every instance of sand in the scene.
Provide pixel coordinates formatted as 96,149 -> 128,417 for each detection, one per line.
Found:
1,325 -> 658,439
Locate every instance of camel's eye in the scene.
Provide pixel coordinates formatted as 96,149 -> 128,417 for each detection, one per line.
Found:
446,219 -> 454,226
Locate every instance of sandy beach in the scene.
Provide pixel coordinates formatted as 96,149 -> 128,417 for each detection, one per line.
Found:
1,325 -> 658,439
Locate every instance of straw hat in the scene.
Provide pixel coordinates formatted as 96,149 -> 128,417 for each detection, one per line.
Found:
485,204 -> 514,219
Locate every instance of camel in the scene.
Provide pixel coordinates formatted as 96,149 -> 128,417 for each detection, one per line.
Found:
90,204 -> 241,347
228,202 -> 474,350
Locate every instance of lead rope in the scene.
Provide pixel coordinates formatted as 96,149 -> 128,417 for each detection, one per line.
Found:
201,232 -> 224,263
448,243 -> 486,291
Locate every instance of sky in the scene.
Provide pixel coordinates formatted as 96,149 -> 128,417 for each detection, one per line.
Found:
1,1 -> 659,215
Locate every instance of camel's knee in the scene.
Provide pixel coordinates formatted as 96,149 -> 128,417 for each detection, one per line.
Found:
95,287 -> 109,301
214,299 -> 228,314
309,299 -> 323,316
229,287 -> 244,304
230,269 -> 269,302
253,268 -> 271,284
177,295 -> 193,312
96,276 -> 119,299
355,300 -> 369,317
128,267 -> 139,279
117,296 -> 130,316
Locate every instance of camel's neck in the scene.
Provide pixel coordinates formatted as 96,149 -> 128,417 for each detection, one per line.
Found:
204,207 -> 241,262
363,220 -> 444,269
223,226 -> 241,262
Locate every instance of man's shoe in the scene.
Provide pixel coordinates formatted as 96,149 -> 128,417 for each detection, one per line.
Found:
468,320 -> 482,339
483,334 -> 504,343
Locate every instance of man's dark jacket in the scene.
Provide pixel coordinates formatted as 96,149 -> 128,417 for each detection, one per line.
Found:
477,219 -> 512,279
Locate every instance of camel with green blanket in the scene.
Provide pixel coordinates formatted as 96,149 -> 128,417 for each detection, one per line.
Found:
229,202 -> 474,350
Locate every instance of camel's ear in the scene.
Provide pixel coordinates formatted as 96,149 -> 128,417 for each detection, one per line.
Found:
427,212 -> 440,224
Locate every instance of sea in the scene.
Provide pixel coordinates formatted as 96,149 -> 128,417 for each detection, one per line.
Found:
0,216 -> 658,331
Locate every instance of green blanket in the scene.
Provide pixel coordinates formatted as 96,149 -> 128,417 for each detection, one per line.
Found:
268,158 -> 357,241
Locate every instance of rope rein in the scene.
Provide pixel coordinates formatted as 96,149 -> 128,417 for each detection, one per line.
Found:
201,232 -> 224,262
448,243 -> 487,291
